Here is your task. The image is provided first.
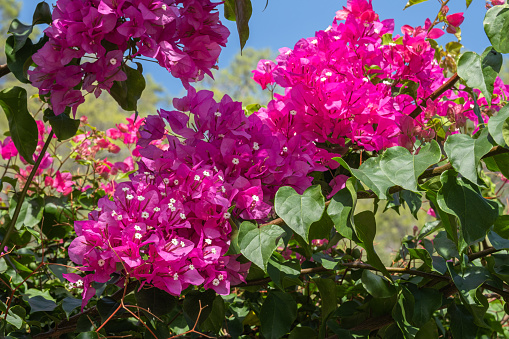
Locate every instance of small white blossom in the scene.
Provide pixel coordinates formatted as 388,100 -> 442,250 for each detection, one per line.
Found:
180,241 -> 186,247
285,49 -> 292,55
363,22 -> 370,27
161,192 -> 167,196
223,212 -> 231,219
172,239 -> 179,246
109,58 -> 117,65
211,248 -> 217,254
290,109 -> 297,116
333,36 -> 340,40
212,278 -> 220,286
75,279 -> 84,288
148,175 -> 155,180
98,259 -> 105,267
135,233 -> 142,239
253,142 -> 260,150
111,211 -> 117,217
161,4 -> 167,10
137,196 -> 145,201
203,170 -> 211,177
374,28 -> 380,34
218,274 -> 224,281
173,273 -> 179,280
320,77 -> 327,82
310,39 -> 318,45
189,264 -> 195,270
141,212 -> 149,219
168,203 -> 174,209
194,175 -> 200,181
163,178 -> 170,184
218,134 -> 225,138
134,225 -> 142,231
325,71 -> 333,77
218,175 -> 224,181
362,77 -> 369,82
214,111 -> 222,117
383,80 -> 391,86
180,213 -> 186,220
221,186 -> 226,193
232,158 -> 240,165
170,198 -> 176,204
282,147 -> 288,152
117,215 -> 123,221
126,194 -> 134,200
96,208 -> 102,212
205,238 -> 212,245
174,179 -> 179,185
170,206 -> 176,212
122,187 -> 129,192
154,207 -> 161,212
252,195 -> 260,202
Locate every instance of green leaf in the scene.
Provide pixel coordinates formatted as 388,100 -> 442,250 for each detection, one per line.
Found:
487,231 -> 509,250
487,104 -> 509,147
275,185 -> 325,242
8,19 -> 33,52
200,295 -> 225,334
75,332 -> 100,339
267,254 -> 301,290
244,103 -> 261,116
314,278 -> 337,321
438,170 -> 499,252
44,108 -> 80,141
380,140 -> 440,192
493,215 -> 509,238
0,87 -> 38,164
223,0 -> 236,20
109,62 -> 146,112
404,0 -> 429,9
327,177 -> 360,242
32,2 -> 52,25
444,128 -> 493,186
5,36 -> 33,84
415,319 -> 439,339
448,303 -> 478,339
392,287 -> 419,339
343,156 -> 394,200
466,0 -> 473,8
62,297 -> 82,317
354,211 -> 390,278
9,195 -> 44,230
289,326 -> 318,339
134,286 -> 177,317
400,190 -> 422,219
28,295 -> 57,313
406,247 -> 432,269
182,289 -> 216,328
260,290 -> 297,339
484,153 -> 509,179
361,270 -> 396,298
484,4 -> 509,54
235,0 -> 252,51
457,49 -> 502,105
503,117 -> 509,147
238,222 -> 284,271
6,305 -> 25,329
407,285 -> 442,327
433,231 -> 459,260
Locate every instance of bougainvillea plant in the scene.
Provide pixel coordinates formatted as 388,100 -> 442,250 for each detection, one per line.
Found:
1,0 -> 509,338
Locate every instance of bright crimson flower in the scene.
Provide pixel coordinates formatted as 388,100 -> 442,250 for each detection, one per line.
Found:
446,12 -> 465,27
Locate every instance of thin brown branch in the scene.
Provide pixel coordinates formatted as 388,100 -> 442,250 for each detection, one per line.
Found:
409,72 -> 460,118
0,64 -> 11,79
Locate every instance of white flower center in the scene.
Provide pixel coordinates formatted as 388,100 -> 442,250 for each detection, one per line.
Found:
174,179 -> 179,185
163,178 -> 170,184
137,196 -> 145,201
122,187 -> 129,192
252,195 -> 260,202
189,264 -> 195,270
232,158 -> 239,165
223,212 -> 231,219
253,142 -> 260,150
172,239 -> 179,246
135,233 -> 142,239
134,225 -> 141,231
109,58 -> 117,65
218,274 -> 224,281
180,213 -> 186,220
126,194 -> 134,200
290,110 -> 297,116
194,175 -> 200,181
173,273 -> 179,280
98,259 -> 105,267
75,279 -> 84,287
141,212 -> 149,219
212,278 -> 220,286
205,239 -> 212,245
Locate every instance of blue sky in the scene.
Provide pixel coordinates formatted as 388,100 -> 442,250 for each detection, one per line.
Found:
19,0 -> 492,95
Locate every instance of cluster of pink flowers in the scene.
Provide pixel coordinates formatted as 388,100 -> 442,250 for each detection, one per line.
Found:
67,88 -> 339,304
251,0 -> 502,151
28,0 -> 229,115
0,115 -> 145,197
